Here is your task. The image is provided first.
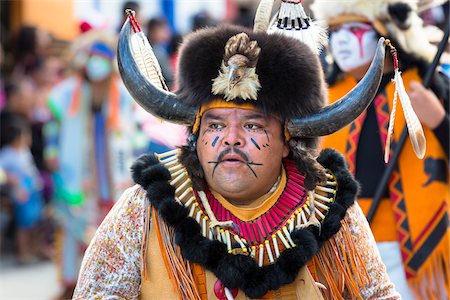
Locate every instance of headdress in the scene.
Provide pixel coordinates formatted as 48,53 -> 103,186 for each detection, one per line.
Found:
117,3 -> 387,188
118,7 -> 386,138
311,0 -> 438,62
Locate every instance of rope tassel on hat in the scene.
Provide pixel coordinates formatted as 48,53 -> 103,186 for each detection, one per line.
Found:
384,40 -> 426,163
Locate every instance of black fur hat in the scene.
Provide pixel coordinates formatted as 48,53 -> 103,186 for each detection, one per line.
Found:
176,24 -> 326,121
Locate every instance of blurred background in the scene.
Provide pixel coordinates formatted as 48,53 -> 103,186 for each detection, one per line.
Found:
0,0 -> 448,299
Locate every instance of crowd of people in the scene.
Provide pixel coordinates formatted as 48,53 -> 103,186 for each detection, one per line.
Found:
0,0 -> 448,299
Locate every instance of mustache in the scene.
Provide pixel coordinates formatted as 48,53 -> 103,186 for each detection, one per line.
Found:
217,148 -> 247,163
208,148 -> 262,178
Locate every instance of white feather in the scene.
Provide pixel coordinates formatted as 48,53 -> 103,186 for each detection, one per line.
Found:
384,86 -> 398,163
394,70 -> 426,159
130,31 -> 168,91
267,2 -> 327,54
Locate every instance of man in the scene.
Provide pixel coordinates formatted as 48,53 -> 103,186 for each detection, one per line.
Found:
74,4 -> 401,299
46,30 -> 145,299
312,0 -> 449,299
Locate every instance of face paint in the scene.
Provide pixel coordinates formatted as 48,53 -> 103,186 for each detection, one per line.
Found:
208,148 -> 262,178
212,136 -> 219,147
250,138 -> 261,150
330,22 -> 378,72
264,130 -> 270,143
197,108 -> 289,204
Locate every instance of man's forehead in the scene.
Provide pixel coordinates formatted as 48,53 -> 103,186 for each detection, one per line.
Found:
202,107 -> 268,120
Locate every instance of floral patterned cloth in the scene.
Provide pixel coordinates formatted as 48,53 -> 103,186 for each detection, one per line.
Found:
73,184 -> 400,299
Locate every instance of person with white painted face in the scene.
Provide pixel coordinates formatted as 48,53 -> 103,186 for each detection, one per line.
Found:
312,1 -> 449,299
45,30 -> 146,299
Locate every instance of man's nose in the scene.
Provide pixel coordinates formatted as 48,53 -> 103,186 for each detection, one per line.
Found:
223,126 -> 244,147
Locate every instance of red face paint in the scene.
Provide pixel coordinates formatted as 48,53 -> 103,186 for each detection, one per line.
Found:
348,25 -> 372,59
330,22 -> 378,72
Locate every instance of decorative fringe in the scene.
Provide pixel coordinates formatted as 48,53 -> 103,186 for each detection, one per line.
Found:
384,40 -> 426,162
267,0 -> 327,54
312,220 -> 369,300
410,235 -> 449,300
153,207 -> 201,300
141,201 -> 151,281
131,149 -> 358,298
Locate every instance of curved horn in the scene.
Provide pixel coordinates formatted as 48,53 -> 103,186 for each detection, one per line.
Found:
117,18 -> 196,125
254,0 -> 275,32
288,37 -> 386,137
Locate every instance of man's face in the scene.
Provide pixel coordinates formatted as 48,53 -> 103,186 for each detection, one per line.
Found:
330,22 -> 378,72
196,107 -> 289,205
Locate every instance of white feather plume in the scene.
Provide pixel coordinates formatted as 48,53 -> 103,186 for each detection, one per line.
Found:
130,30 -> 168,91
267,1 -> 327,54
394,70 -> 426,159
385,69 -> 426,162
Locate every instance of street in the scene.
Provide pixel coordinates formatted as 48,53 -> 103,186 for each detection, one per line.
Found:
0,257 -> 61,300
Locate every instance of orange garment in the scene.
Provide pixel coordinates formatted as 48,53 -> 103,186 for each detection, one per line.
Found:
139,154 -> 371,299
140,210 -> 324,300
321,69 -> 449,298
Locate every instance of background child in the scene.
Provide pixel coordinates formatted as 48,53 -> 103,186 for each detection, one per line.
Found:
0,115 -> 44,264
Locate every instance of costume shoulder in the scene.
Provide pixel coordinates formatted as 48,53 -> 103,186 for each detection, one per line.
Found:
74,184 -> 146,299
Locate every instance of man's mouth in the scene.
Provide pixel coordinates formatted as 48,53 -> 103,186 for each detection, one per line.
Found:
221,153 -> 245,164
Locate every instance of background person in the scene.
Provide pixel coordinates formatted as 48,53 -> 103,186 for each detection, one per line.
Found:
45,28 -> 146,299
312,0 -> 449,298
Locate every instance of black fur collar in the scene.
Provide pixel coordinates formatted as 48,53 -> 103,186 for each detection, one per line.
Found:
132,148 -> 357,298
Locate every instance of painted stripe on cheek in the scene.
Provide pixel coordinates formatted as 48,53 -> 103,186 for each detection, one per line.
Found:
251,138 -> 261,150
212,136 -> 219,147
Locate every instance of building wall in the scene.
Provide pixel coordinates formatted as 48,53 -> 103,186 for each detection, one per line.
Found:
10,0 -> 236,41
20,0 -> 77,40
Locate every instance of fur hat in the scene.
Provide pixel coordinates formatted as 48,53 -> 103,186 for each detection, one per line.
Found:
311,0 -> 437,62
118,9 -> 386,138
176,25 -> 326,121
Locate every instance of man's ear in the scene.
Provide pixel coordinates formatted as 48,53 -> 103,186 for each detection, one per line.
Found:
282,143 -> 290,158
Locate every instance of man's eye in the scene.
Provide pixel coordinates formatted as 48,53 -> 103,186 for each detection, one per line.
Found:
209,123 -> 223,129
245,124 -> 261,130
